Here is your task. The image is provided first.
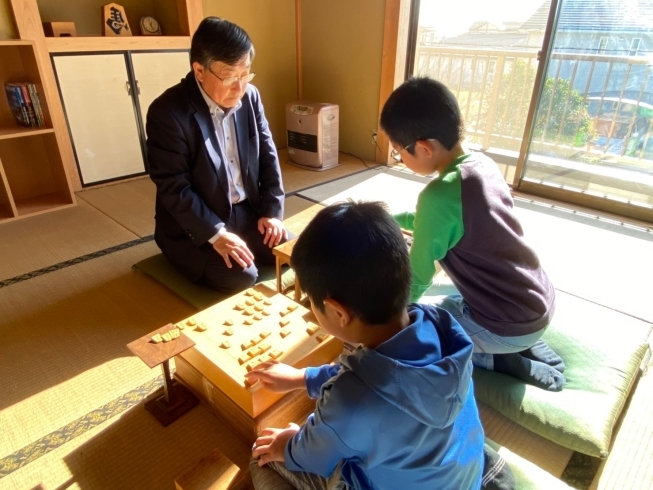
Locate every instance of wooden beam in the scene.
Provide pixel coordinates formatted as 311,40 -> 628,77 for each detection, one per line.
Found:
518,181 -> 653,225
376,0 -> 411,164
177,0 -> 203,37
47,36 -> 191,53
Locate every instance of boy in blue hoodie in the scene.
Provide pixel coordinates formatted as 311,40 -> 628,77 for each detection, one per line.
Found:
245,201 -> 484,490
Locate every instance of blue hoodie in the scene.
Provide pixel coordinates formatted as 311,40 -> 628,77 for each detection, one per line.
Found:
284,304 -> 484,490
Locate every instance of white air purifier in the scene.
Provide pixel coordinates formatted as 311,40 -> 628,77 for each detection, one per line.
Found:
286,102 -> 339,171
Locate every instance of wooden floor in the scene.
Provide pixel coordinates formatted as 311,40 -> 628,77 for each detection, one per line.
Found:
0,152 -> 651,490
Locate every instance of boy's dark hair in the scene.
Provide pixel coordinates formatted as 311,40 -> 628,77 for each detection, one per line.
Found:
291,201 -> 411,325
191,17 -> 254,67
379,77 -> 464,152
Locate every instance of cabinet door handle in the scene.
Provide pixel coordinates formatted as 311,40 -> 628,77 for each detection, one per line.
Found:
126,81 -> 132,96
135,80 -> 141,95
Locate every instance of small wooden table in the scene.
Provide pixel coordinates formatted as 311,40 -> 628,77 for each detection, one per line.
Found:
127,324 -> 199,426
272,231 -> 414,303
272,238 -> 301,302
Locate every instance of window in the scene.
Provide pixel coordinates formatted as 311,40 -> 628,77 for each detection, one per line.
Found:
629,38 -> 642,56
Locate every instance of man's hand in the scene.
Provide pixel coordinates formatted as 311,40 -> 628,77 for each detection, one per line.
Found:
212,232 -> 254,268
244,361 -> 306,393
252,423 -> 300,466
258,217 -> 287,247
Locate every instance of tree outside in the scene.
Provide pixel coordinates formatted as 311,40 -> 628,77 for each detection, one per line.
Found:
481,59 -> 595,153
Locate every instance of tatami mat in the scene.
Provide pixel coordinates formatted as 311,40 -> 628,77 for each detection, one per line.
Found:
297,167 -> 429,215
297,167 -> 653,323
283,196 -> 324,235
76,177 -> 156,238
0,199 -> 138,283
513,201 -> 653,324
590,359 -> 653,490
479,403 -> 573,478
0,241 -> 194,459
1,388 -> 252,490
279,148 -> 379,194
74,151 -> 370,239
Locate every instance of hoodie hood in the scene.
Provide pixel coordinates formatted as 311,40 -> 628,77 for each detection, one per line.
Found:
340,304 -> 474,428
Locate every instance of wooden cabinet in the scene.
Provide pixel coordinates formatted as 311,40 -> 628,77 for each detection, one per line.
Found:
52,50 -> 189,185
0,40 -> 74,222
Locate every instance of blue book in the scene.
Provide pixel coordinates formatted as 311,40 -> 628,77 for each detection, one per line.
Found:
4,83 -> 30,127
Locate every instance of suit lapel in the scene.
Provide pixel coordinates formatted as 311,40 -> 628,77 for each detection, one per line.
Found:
186,73 -> 230,199
234,106 -> 250,185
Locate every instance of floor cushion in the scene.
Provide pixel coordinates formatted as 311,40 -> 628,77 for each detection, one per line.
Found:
133,253 -> 296,311
474,292 -> 650,457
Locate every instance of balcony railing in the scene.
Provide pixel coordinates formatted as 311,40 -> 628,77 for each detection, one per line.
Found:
414,45 -> 653,171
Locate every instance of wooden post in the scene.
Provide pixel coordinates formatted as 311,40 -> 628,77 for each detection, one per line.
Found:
177,0 -> 203,37
376,0 -> 412,164
295,0 -> 302,101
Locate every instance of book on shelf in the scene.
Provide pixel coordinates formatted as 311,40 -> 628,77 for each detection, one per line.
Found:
3,82 -> 46,128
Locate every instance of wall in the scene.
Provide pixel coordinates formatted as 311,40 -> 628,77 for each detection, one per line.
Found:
0,0 -> 17,39
300,0 -> 386,160
202,0 -> 297,148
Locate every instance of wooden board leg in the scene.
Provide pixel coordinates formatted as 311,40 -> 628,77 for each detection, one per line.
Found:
294,275 -> 302,303
275,258 -> 282,293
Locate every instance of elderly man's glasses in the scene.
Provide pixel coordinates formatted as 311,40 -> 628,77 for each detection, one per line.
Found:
390,142 -> 415,163
208,67 -> 256,87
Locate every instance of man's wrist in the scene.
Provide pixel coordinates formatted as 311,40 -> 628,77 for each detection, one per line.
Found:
208,226 -> 227,244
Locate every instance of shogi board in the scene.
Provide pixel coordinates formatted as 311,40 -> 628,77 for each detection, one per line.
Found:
175,285 -> 343,418
175,355 -> 318,443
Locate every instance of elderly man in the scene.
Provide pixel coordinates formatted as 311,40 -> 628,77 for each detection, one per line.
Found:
146,17 -> 290,294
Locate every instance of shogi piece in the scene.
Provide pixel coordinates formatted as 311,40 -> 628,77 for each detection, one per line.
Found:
174,448 -> 249,490
174,286 -> 342,439
102,3 -> 132,36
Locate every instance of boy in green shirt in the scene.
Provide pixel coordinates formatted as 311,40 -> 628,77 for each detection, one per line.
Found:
380,77 -> 565,391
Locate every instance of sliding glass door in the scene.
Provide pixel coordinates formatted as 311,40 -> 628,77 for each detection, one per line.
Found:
518,0 -> 653,221
410,0 -> 547,182
409,0 -> 653,222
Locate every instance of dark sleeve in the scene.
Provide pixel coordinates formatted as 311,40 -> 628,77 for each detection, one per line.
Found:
251,87 -> 284,220
146,102 -> 224,246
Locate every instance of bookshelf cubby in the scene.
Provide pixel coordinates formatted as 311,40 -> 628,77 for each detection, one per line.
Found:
0,39 -> 73,222
0,132 -> 73,217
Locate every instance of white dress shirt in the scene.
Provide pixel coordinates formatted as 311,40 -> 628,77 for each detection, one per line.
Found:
196,79 -> 247,243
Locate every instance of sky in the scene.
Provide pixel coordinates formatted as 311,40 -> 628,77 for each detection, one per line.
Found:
418,0 -> 545,37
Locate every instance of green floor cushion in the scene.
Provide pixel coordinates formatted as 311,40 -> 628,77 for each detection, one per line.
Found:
133,253 -> 296,311
485,439 -> 573,490
474,292 -> 650,458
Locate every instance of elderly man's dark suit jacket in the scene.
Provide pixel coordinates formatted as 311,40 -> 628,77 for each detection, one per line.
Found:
146,71 -> 284,282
